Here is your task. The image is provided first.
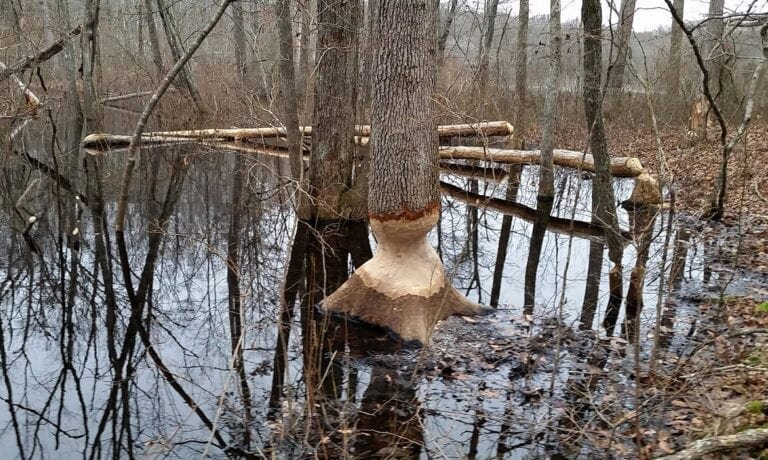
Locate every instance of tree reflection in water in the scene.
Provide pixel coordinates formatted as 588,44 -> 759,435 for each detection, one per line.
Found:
1,122 -> 711,458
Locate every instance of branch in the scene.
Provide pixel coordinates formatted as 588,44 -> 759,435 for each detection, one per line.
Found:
113,0 -> 234,232
0,25 -> 82,83
659,428 -> 768,459
662,0 -> 727,145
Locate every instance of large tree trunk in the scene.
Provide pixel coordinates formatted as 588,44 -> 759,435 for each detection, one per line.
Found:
309,0 -> 359,220
607,0 -> 637,90
323,0 -> 486,344
583,0 -> 624,335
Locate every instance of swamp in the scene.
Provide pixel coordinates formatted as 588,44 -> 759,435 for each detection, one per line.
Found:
2,0 -> 768,458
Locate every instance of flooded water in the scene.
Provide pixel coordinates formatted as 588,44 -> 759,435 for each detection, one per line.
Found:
0,112 -> 731,459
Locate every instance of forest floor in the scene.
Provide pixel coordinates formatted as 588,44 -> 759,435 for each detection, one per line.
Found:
541,120 -> 768,457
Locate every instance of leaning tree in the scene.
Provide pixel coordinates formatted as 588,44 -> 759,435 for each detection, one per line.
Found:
322,0 -> 487,344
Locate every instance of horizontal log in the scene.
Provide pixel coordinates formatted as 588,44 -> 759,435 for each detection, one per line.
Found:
101,91 -> 154,103
440,181 -> 630,244
83,121 -> 514,148
439,146 -> 644,178
659,428 -> 768,460
82,133 -> 201,149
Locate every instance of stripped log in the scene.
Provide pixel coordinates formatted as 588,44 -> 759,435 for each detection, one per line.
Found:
440,181 -> 631,244
439,146 -> 644,178
82,133 -> 202,149
83,121 -> 513,147
101,91 -> 154,103
0,62 -> 41,110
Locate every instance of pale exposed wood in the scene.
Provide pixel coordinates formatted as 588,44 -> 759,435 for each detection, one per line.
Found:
659,428 -> 768,460
439,146 -> 644,177
83,133 -> 201,148
101,91 -> 154,103
440,181 -> 631,244
0,61 -> 41,110
84,121 -> 513,146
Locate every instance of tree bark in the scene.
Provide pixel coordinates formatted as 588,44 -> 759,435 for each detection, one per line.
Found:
232,0 -> 248,85
156,0 -> 206,114
666,0 -> 685,97
607,0 -> 637,90
309,0 -> 359,220
275,0 -> 304,187
437,0 -> 458,61
82,0 -> 103,130
477,0 -> 500,110
523,0 -> 560,312
583,0 -> 624,335
143,0 -> 166,80
323,0 -> 487,344
510,0 -> 529,148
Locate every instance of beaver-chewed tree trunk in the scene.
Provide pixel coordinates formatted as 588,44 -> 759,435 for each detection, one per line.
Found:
322,0 -> 486,344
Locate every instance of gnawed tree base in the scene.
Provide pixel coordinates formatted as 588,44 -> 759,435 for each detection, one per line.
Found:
322,208 -> 488,344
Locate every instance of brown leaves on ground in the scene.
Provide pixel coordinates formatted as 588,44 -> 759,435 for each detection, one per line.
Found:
651,295 -> 768,458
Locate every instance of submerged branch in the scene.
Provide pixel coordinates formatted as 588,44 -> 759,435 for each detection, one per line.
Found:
440,181 -> 631,243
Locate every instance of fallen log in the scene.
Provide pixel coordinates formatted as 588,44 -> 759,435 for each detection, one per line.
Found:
440,181 -> 631,244
659,428 -> 768,460
0,62 -> 41,110
439,146 -> 644,178
101,91 -> 154,103
83,121 -> 514,147
82,133 -> 202,149
0,25 -> 82,83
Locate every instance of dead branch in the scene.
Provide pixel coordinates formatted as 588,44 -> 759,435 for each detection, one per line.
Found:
659,428 -> 768,459
0,25 -> 82,83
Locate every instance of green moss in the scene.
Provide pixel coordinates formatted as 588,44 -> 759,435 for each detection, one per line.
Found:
757,302 -> 768,314
746,400 -> 764,415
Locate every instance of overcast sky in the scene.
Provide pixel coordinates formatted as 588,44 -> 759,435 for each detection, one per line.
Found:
511,0 -> 768,32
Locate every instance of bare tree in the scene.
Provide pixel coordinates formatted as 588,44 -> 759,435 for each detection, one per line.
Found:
666,0 -> 685,97
275,0 -> 304,186
523,0 -> 560,312
607,0 -> 637,90
156,0 -> 206,114
323,0 -> 486,343
583,0 -> 624,334
232,0 -> 248,85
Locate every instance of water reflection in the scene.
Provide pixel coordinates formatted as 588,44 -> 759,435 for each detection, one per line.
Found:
1,115 -> 717,458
